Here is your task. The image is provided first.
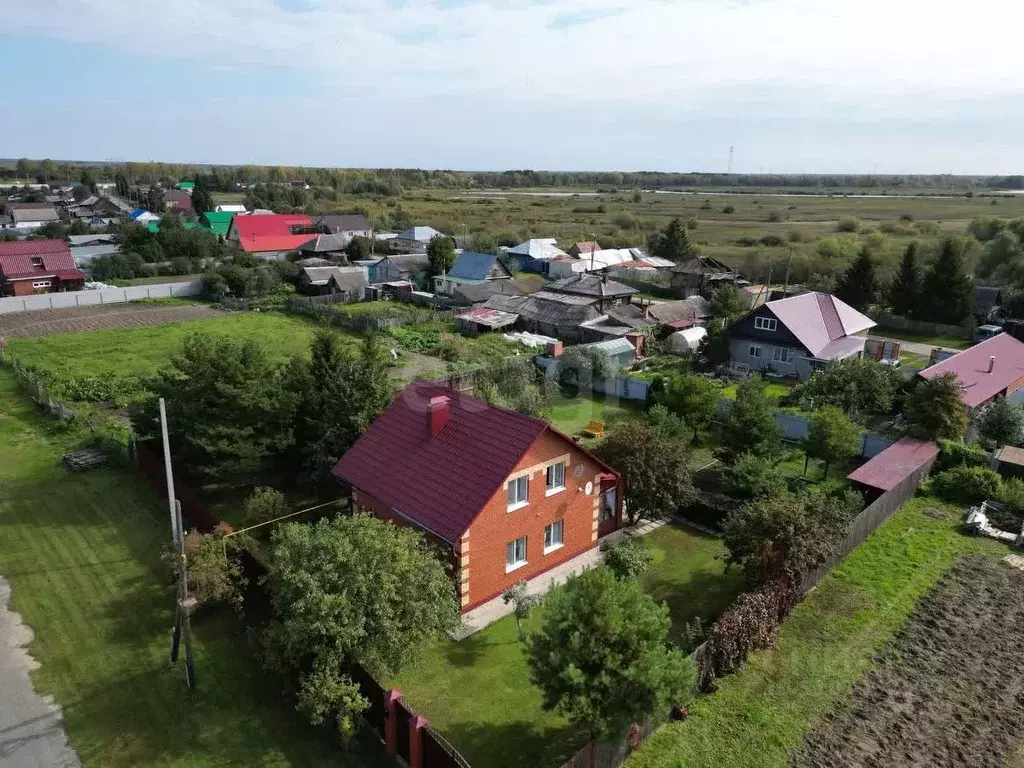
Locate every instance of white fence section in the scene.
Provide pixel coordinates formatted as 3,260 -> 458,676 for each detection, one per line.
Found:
0,281 -> 203,315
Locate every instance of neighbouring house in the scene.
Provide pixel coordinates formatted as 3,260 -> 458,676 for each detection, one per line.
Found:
994,446 -> 1024,478
506,238 -> 570,273
163,189 -> 193,212
371,253 -> 430,285
727,291 -> 876,380
176,181 -> 195,193
200,211 -> 235,237
578,337 -> 639,368
645,296 -> 712,329
568,241 -> 601,258
975,285 -> 1004,324
227,213 -> 315,259
297,266 -> 367,299
433,251 -> 513,295
68,234 -> 119,267
671,255 -> 742,298
315,214 -> 372,240
215,204 -> 247,213
0,240 -> 87,296
917,332 -> 1024,415
847,436 -> 939,503
450,280 -> 523,306
331,380 -> 623,613
296,234 -> 351,261
545,273 -> 636,313
97,195 -> 134,217
482,292 -> 603,340
3,202 -> 59,230
455,306 -> 520,333
388,226 -> 444,254
130,209 -> 160,225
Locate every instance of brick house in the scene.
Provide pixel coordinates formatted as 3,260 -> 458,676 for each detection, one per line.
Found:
0,240 -> 87,297
331,381 -> 623,613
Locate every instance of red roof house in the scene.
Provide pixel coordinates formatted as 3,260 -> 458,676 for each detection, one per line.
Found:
918,333 -> 1024,409
847,436 -> 939,494
226,214 -> 315,257
331,381 -> 623,613
0,240 -> 87,297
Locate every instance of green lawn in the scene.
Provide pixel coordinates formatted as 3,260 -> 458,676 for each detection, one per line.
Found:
628,497 -> 1010,768
391,523 -> 740,768
873,325 -> 972,350
6,312 -> 346,380
720,381 -> 793,403
110,274 -> 204,287
547,391 -> 643,437
0,372 -> 390,767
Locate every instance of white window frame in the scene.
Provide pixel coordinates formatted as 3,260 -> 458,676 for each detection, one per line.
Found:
544,520 -> 564,554
755,316 -> 778,332
32,281 -> 52,289
749,344 -> 762,359
545,461 -> 566,496
506,536 -> 528,573
772,347 -> 793,365
507,475 -> 529,512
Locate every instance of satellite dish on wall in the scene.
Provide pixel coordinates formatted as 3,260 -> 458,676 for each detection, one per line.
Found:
585,482 -> 593,496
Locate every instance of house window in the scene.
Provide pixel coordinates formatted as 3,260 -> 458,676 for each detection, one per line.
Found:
32,281 -> 51,289
544,520 -> 564,554
546,462 -> 566,495
755,316 -> 778,332
507,476 -> 529,511
506,536 -> 527,572
749,345 -> 762,359
30,257 -> 43,267
773,347 -> 793,364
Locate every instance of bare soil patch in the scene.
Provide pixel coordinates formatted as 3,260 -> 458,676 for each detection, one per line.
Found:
791,554 -> 1024,768
0,303 -> 221,338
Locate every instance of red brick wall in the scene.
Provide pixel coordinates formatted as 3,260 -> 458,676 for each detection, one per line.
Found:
458,431 -> 616,612
9,280 -> 37,297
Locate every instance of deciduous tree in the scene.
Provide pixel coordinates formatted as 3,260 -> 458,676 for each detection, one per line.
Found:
596,422 -> 695,525
905,371 -> 969,440
977,397 -> 1024,447
426,234 -> 456,277
525,568 -> 695,739
791,357 -> 901,420
720,378 -> 782,460
656,373 -> 722,441
802,406 -> 861,477
724,453 -> 787,499
555,346 -> 616,390
708,284 -> 749,321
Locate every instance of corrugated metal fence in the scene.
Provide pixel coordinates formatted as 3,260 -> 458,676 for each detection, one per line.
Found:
0,280 -> 203,314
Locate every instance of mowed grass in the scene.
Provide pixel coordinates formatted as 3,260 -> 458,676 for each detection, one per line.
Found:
628,497 -> 1010,768
547,391 -> 642,438
391,523 -> 739,768
5,311 -> 339,380
0,372 -> 389,767
872,325 -> 973,350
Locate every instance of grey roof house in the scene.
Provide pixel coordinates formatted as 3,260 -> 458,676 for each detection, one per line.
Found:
298,266 -> 368,299
451,280 -> 523,306
727,291 -> 876,380
371,253 -> 430,286
388,226 -> 445,254
296,234 -> 350,260
482,293 -> 603,341
4,203 -> 59,229
545,273 -> 636,312
434,252 -> 513,295
315,214 -> 372,238
671,256 -> 742,298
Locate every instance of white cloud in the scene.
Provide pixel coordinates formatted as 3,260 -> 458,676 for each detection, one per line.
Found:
3,0 -> 1023,107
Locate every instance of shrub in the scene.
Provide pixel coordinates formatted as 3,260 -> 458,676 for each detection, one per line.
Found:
929,465 -> 1001,505
613,213 -> 638,230
760,234 -> 786,247
787,227 -> 810,243
243,487 -> 289,526
766,210 -> 784,223
724,453 -> 787,499
722,204 -> 735,214
686,217 -> 699,230
603,538 -> 655,581
816,235 -> 860,260
836,216 -> 860,233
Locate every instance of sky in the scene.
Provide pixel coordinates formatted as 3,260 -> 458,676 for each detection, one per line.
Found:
1,0 -> 1023,174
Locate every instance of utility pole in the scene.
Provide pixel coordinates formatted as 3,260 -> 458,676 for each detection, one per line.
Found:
159,399 -> 196,689
783,247 -> 794,297
728,146 -> 734,175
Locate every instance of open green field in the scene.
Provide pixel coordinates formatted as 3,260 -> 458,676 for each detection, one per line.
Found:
628,497 -> 1011,768
0,371 -> 390,767
6,312 -> 332,380
391,522 -> 741,768
312,188 -> 1024,284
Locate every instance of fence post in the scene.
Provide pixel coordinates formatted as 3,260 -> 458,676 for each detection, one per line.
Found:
384,688 -> 401,755
409,715 -> 428,768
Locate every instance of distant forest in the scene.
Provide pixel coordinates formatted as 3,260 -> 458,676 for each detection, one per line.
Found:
1,157 -> 1022,194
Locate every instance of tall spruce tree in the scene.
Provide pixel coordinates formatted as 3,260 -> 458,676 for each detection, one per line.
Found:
888,242 -> 921,317
834,247 -> 877,311
649,217 -> 694,262
920,237 -> 975,324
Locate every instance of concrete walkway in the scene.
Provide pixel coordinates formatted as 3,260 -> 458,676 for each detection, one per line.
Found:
454,519 -> 671,639
0,576 -> 80,768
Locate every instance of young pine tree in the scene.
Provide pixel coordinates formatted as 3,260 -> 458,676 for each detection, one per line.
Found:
834,247 -> 877,311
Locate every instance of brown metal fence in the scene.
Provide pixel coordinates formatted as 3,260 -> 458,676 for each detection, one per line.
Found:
395,700 -> 414,763
423,726 -> 472,768
348,663 -> 387,739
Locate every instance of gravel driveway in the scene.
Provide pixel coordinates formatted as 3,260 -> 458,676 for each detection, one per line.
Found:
0,576 -> 80,768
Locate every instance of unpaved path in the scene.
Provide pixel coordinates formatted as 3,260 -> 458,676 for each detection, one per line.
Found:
0,575 -> 80,767
0,303 -> 221,339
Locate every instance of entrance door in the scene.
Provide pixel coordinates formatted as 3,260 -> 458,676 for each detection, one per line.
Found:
598,487 -> 618,536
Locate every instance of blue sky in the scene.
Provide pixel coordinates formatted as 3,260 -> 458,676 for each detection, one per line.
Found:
1,0 -> 1022,173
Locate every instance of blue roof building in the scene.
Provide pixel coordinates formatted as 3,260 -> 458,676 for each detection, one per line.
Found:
434,252 -> 513,296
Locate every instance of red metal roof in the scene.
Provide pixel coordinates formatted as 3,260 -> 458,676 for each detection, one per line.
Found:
847,436 -> 939,492
231,214 -> 312,240
237,234 -> 316,253
918,333 -> 1024,408
0,240 -> 84,281
331,380 -> 618,543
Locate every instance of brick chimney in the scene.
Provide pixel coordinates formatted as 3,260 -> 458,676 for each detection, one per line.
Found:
547,341 -> 564,358
427,396 -> 450,437
989,356 -> 996,373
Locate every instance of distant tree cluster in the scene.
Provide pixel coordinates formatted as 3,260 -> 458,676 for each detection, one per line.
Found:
883,238 -> 975,324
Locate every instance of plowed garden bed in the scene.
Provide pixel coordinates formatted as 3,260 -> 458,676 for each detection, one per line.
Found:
791,554 -> 1024,768
0,302 -> 220,338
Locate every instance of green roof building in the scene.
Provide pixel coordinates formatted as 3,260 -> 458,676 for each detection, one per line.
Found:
200,211 -> 234,236
176,181 -> 195,191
